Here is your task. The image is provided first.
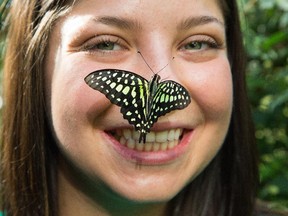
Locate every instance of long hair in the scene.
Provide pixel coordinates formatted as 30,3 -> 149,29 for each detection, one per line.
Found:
1,0 -> 73,215
1,0 -> 258,215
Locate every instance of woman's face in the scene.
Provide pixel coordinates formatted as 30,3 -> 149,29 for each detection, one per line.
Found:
46,0 -> 232,202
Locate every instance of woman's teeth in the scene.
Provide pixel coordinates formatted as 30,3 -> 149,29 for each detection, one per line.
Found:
114,128 -> 183,152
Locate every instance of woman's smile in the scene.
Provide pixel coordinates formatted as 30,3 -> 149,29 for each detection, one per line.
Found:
104,127 -> 194,165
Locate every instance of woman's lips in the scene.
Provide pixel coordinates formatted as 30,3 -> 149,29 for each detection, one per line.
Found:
103,128 -> 193,165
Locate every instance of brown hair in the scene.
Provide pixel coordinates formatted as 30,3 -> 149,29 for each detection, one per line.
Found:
1,0 -> 258,215
1,0 -> 73,215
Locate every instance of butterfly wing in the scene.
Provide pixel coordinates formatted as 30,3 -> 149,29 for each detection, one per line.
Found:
85,70 -> 191,144
84,69 -> 149,133
146,80 -> 191,130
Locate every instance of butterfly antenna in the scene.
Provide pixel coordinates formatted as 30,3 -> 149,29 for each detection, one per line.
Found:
157,57 -> 175,74
137,51 -> 155,74
137,51 -> 175,74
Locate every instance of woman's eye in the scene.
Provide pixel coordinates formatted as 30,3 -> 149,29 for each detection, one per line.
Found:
81,36 -> 126,53
178,36 -> 225,62
184,41 -> 205,50
95,41 -> 121,51
180,36 -> 222,52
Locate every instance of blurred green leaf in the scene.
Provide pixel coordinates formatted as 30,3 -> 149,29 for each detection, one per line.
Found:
239,0 -> 288,210
261,31 -> 288,51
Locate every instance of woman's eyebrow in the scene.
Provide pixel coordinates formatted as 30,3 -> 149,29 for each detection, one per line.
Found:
93,16 -> 142,31
92,15 -> 224,32
178,16 -> 225,30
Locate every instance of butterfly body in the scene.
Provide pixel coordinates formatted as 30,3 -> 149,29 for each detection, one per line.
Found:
84,69 -> 191,143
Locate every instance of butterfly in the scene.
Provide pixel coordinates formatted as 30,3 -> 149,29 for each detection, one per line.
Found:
84,69 -> 191,143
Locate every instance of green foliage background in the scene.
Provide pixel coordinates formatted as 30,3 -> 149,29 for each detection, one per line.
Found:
240,0 -> 288,210
0,0 -> 287,211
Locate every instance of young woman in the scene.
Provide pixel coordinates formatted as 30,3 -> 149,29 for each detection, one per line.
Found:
1,0 -> 259,215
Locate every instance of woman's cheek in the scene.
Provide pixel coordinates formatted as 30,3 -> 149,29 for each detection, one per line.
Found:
182,58 -> 233,121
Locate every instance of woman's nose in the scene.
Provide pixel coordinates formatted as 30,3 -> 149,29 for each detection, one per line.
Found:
137,51 -> 174,75
135,32 -> 174,74
135,49 -> 177,82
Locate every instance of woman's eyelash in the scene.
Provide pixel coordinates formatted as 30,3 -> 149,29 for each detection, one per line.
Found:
79,35 -> 224,54
81,37 -> 123,52
181,36 -> 225,51
191,38 -> 221,48
205,38 -> 224,48
201,38 -> 220,48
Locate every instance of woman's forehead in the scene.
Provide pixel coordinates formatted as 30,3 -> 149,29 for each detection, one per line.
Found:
69,0 -> 225,21
58,0 -> 225,38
